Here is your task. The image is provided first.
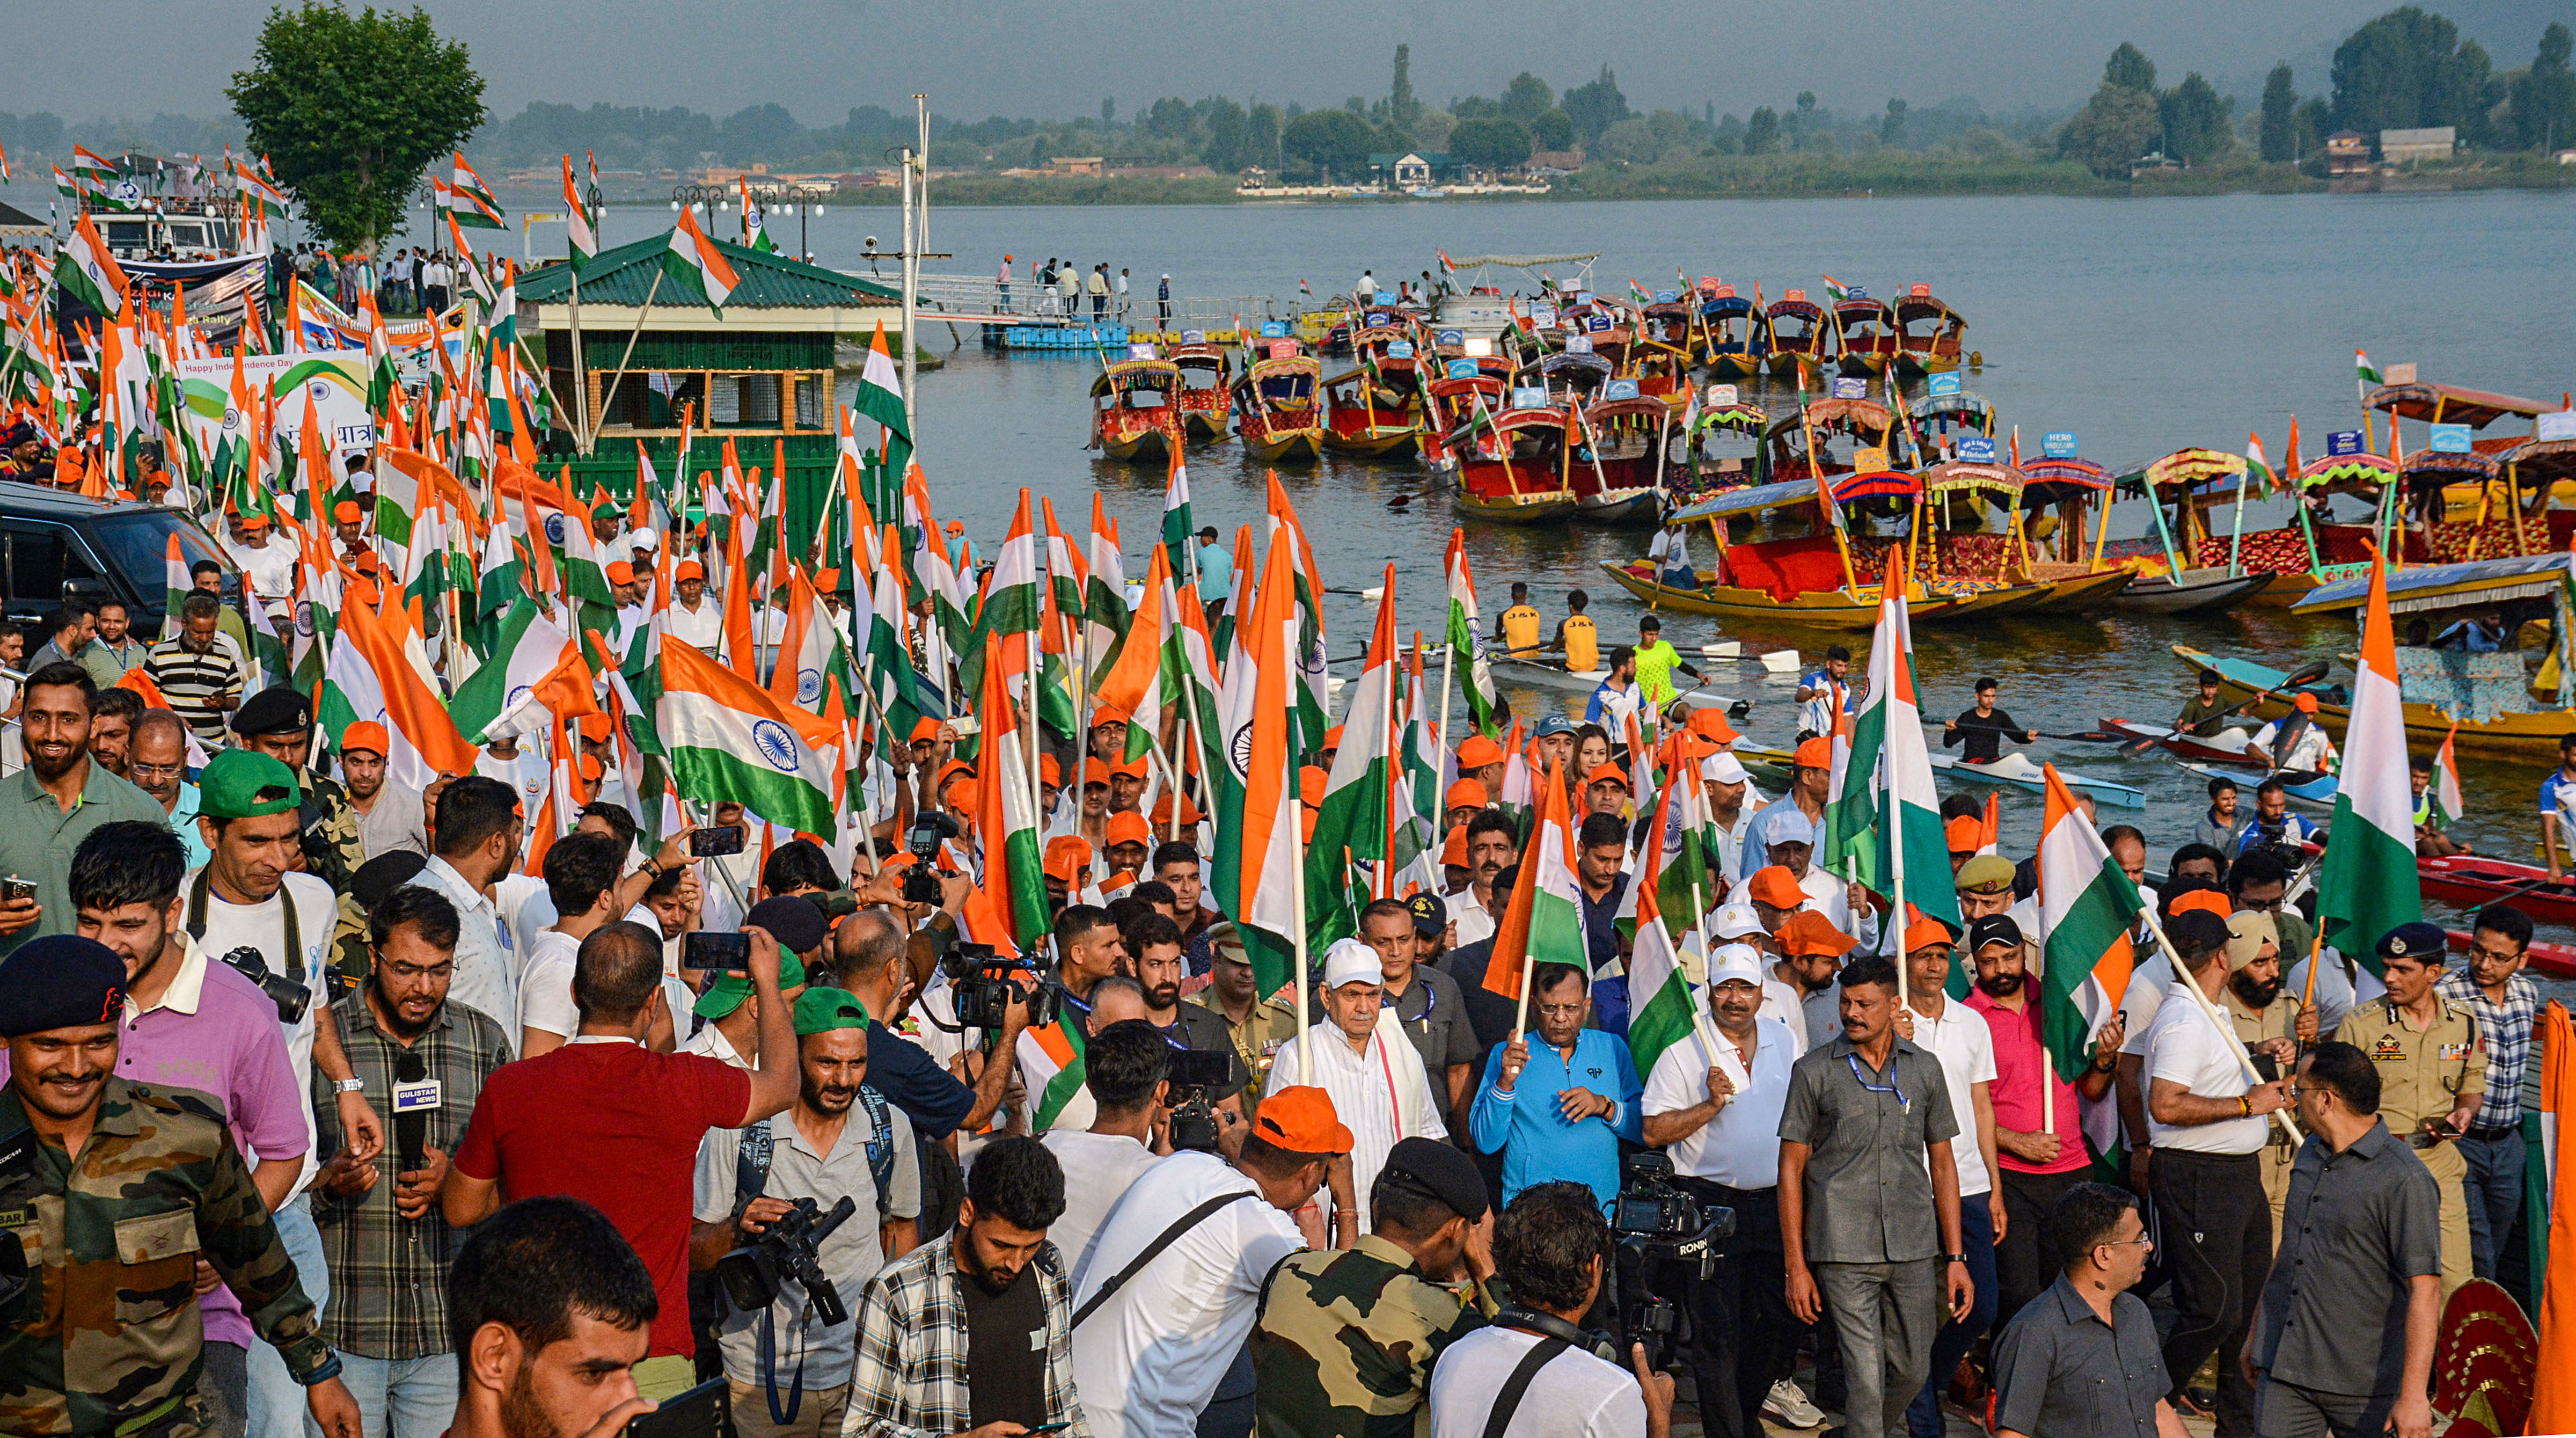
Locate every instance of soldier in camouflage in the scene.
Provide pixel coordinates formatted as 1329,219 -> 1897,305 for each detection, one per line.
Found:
1250,1136 -> 1498,1438
0,934 -> 362,1437
230,687 -> 365,894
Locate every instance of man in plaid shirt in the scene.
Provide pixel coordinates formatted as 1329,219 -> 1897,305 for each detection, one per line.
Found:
311,885 -> 514,1433
2436,903 -> 2541,1282
845,1136 -> 1091,1438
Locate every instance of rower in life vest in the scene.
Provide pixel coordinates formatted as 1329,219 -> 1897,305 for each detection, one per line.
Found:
1494,582 -> 1543,658
1553,589 -> 1599,674
2250,691 -> 2338,773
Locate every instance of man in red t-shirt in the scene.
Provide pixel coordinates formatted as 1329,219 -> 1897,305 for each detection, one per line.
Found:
444,919 -> 800,1399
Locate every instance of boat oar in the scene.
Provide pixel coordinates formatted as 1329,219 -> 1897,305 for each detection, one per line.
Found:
1923,719 -> 2106,743
2120,659 -> 2333,756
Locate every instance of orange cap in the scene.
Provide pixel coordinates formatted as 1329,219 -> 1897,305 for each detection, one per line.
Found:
1585,763 -> 1629,790
1090,704 -> 1132,728
1902,904 -> 1959,953
605,560 -> 636,587
1441,823 -> 1467,867
910,717 -> 944,744
574,712 -> 612,741
239,512 -> 270,532
949,779 -> 980,811
576,753 -> 603,782
1151,791 -> 1204,827
340,721 -> 389,758
1444,778 -> 1488,812
1082,758 -> 1112,787
934,759 -> 976,797
1323,724 -> 1345,749
1299,764 -> 1326,808
1255,1085 -> 1356,1155
1746,865 -> 1806,910
1112,756 -> 1150,780
676,559 -> 706,582
1944,815 -> 1982,853
1037,754 -> 1063,787
2170,889 -> 2233,919
333,500 -> 362,524
2292,692 -> 2319,713
1456,735 -> 1505,768
1106,812 -> 1153,848
1774,910 -> 1857,957
1793,736 -> 1831,769
1044,835 -> 1093,882
814,567 -> 840,592
1686,707 -> 1740,744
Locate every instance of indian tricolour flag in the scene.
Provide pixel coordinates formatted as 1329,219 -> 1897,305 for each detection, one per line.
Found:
562,156 -> 596,271
2357,349 -> 2382,386
1443,528 -> 1498,736
1824,548 -> 1960,957
2037,763 -> 2142,1083
448,597 -> 574,743
61,213 -> 129,321
853,321 -> 909,472
960,490 -> 1040,701
318,598 -> 481,791
658,638 -> 838,834
1626,761 -> 1709,1079
1212,532 -> 1305,996
1483,756 -> 1589,1012
1822,274 -> 1850,304
665,207 -> 740,316
1308,568 -> 1402,947
1160,447 -> 1194,571
2432,722 -> 2465,826
972,632 -> 1050,953
160,534 -> 190,641
2318,549 -> 2423,969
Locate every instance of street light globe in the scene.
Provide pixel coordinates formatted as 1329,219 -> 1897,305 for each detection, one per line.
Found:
669,200 -> 679,211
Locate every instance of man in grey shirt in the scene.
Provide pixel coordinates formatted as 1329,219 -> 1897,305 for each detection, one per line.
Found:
1362,897 -> 1480,1132
2248,1042 -> 2440,1438
1990,1182 -> 2185,1438
1777,946 -> 1972,1438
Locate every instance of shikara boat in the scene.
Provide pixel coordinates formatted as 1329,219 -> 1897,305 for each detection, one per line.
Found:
1570,393 -> 1675,524
1765,397 -> 1897,484
1694,288 -> 1767,379
1763,291 -> 1830,381
1452,403 -> 1585,524
1320,362 -> 1422,459
1895,287 -> 1967,376
1089,359 -> 1185,464
1832,294 -> 1901,376
1167,341 -> 1234,441
1233,352 -> 1323,463
2114,449 -> 2274,613
1627,340 -> 1694,407
1665,390 -> 1769,512
1419,370 -> 1509,474
2016,455 -> 2135,604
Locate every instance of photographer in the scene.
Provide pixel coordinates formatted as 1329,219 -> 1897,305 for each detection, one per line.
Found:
1253,1137 -> 1498,1438
1425,1182 -> 1671,1438
692,987 -> 923,1438
829,909 -> 1028,1142
1043,1019 -> 1172,1274
846,1136 -> 1089,1438
1020,905 -> 1128,1134
1638,948 -> 1810,1438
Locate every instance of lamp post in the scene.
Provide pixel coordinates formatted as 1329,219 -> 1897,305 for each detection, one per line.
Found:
670,182 -> 831,256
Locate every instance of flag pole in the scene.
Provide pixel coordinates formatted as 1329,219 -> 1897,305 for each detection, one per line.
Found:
2135,902 -> 2303,1145
1289,614 -> 1312,1076
589,266 -> 664,447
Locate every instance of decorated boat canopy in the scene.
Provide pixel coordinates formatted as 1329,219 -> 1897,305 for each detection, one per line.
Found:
1896,295 -> 1956,323
1698,295 -> 1757,318
2139,447 -> 2249,492
1240,355 -> 1321,383
1764,397 -> 1893,439
1765,298 -> 1825,321
1671,476 -> 1852,522
1833,297 -> 1897,323
1537,351 -> 1613,379
2401,448 -> 2501,479
1092,359 -> 1181,396
1921,460 -> 2024,496
2294,550 -> 2574,615
2365,381 -> 2552,429
1689,400 -> 1769,434
2505,436 -> 2576,480
1906,390 -> 1994,425
2295,452 -> 2401,488
1831,469 -> 1923,502
2018,456 -> 2111,508
1585,396 -> 1677,426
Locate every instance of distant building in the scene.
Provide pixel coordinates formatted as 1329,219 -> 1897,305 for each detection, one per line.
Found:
2128,151 -> 2183,178
2552,148 -> 2576,165
2324,130 -> 2372,176
1045,156 -> 1105,177
2379,126 -> 2456,163
1527,147 -> 1585,173
1366,152 -> 1471,186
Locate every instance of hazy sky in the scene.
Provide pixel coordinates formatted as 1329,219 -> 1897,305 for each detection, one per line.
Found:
10,0 -> 2565,127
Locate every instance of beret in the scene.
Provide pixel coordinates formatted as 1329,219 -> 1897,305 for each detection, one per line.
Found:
0,935 -> 127,1036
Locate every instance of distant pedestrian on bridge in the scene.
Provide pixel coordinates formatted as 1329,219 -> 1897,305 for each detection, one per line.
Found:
1088,262 -> 1109,321
1058,262 -> 1080,322
1116,267 -> 1131,320
997,254 -> 1013,313
1159,274 -> 1172,324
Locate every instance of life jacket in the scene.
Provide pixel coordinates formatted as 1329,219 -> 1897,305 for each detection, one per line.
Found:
1562,615 -> 1598,673
1501,604 -> 1542,653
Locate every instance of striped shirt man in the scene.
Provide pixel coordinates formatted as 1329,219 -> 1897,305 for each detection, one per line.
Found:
144,631 -> 246,746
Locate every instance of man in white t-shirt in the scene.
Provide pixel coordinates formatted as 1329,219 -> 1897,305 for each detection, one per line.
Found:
1038,1018 -> 1169,1277
515,831 -> 630,1057
1070,1086 -> 1350,1438
2136,908 -> 2294,1438
665,560 -> 724,653
1893,914 -> 2001,1438
1428,1181 -> 1668,1438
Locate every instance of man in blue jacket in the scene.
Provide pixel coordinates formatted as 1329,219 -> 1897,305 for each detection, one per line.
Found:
1470,961 -> 1642,1209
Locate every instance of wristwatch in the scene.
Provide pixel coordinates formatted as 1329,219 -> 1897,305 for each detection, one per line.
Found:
333,1078 -> 367,1094
1942,1253 -> 1967,1265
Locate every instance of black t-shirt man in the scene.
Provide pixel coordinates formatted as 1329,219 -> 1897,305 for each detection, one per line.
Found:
960,1261 -> 1051,1429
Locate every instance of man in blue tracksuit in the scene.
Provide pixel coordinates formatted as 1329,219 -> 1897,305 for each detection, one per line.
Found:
1470,960 -> 1642,1210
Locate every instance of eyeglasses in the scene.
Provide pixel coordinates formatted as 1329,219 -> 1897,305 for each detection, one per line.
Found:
2468,941 -> 2524,965
2095,1236 -> 2153,1252
2235,894 -> 2286,913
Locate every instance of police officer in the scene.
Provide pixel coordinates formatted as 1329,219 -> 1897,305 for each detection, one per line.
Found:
0,935 -> 364,1436
231,685 -> 363,893
1249,1136 -> 1497,1438
2333,921 -> 2484,1293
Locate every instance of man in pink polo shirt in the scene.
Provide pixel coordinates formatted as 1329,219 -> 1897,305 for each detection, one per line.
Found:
1960,914 -> 2126,1330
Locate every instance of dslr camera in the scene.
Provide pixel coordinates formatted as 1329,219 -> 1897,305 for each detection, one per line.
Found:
934,942 -> 1062,1034
902,812 -> 961,907
1609,1151 -> 1735,1371
714,1194 -> 860,1328
219,946 -> 311,1025
1161,1047 -> 1232,1154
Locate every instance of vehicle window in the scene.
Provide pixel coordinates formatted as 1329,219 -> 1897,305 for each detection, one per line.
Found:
105,221 -> 149,248
0,521 -> 103,618
86,510 -> 230,616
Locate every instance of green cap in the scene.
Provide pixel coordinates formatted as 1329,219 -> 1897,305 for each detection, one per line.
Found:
197,750 -> 303,821
792,985 -> 870,1036
692,945 -> 809,1020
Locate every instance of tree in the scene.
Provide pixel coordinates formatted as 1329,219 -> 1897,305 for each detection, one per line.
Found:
719,104 -> 804,164
2332,7 -> 2496,142
1561,65 -> 1631,144
1144,96 -> 1195,139
2159,72 -> 2233,162
1282,108 -> 1374,180
1246,103 -> 1283,172
2297,97 -> 2333,153
2260,64 -> 2299,160
1743,106 -> 1781,155
2056,82 -> 2161,175
2512,23 -> 2576,150
1449,115 -> 1533,171
1531,108 -> 1576,151
1502,73 -> 1555,121
1101,97 -> 1116,126
2104,42 -> 2158,94
1882,97 -> 1909,147
1388,45 -> 1422,129
1203,97 -> 1249,172
228,1 -> 484,253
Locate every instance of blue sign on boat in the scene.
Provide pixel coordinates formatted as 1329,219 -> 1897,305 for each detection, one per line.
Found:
1604,379 -> 1641,400
1587,315 -> 1614,333
2429,422 -> 2472,454
1446,359 -> 1480,378
1846,285 -> 1869,300
1373,291 -> 1398,305
1829,377 -> 1867,399
1928,372 -> 1963,397
1512,387 -> 1549,409
1180,330 -> 1205,344
1435,329 -> 1464,347
1575,291 -> 1596,305
1531,307 -> 1557,327
1366,312 -> 1392,327
1386,341 -> 1414,358
2326,429 -> 2366,456
1126,342 -> 1158,361
1259,321 -> 1287,338
2042,431 -> 2079,458
1655,289 -> 1679,303
1564,335 -> 1594,354
1957,436 -> 1998,463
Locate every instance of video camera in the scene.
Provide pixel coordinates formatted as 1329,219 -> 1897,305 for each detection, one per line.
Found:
1162,1047 -> 1232,1154
714,1194 -> 861,1329
1608,1152 -> 1734,1371
903,812 -> 961,907
932,941 -> 1063,1034
217,946 -> 311,1025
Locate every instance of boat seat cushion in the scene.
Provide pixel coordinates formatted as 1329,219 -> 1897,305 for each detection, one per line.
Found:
1725,535 -> 1853,602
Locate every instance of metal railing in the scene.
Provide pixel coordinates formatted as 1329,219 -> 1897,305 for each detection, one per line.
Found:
866,270 -> 1287,327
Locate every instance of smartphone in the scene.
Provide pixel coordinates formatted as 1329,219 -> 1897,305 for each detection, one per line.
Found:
625,1376 -> 727,1438
680,931 -> 752,970
689,825 -> 747,858
0,878 -> 32,904
1025,1425 -> 1072,1435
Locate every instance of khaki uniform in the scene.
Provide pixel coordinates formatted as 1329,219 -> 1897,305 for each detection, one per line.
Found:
1230,994 -> 1306,1129
2335,996 -> 2485,1293
2221,986 -> 2303,1246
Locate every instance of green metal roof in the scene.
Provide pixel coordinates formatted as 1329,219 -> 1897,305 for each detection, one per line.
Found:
515,231 -> 898,309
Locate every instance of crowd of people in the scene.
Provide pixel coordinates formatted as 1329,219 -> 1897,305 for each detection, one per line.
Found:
0,530 -> 2533,1438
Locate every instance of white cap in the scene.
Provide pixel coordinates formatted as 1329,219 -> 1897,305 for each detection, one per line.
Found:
1708,944 -> 1767,988
1702,751 -> 1749,785
630,527 -> 660,550
1711,902 -> 1767,941
1764,807 -> 1815,845
1321,937 -> 1382,989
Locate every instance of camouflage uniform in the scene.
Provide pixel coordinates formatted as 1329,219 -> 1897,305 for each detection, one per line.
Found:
1248,1233 -> 1497,1438
296,772 -> 364,896
325,892 -> 372,999
0,1078 -> 335,1435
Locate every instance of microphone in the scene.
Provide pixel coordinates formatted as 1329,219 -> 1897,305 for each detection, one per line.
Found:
393,1049 -> 427,1192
